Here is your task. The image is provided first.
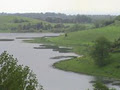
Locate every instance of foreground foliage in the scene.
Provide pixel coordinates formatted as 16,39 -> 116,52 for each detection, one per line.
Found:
0,51 -> 43,90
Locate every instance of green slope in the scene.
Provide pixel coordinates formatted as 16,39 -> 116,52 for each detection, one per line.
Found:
49,26 -> 120,44
26,25 -> 120,54
0,15 -> 95,33
51,25 -> 120,79
25,25 -> 120,79
0,15 -> 51,32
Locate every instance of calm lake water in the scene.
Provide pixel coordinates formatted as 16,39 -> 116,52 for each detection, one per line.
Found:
0,33 -> 119,90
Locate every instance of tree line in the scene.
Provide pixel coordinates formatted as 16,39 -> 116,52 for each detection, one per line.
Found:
11,21 -> 69,32
45,15 -> 92,23
0,12 -> 115,24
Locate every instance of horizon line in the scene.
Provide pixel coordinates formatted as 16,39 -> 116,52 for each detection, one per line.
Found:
0,12 -> 119,16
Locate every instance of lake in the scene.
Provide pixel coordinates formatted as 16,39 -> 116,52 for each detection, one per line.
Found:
0,33 -> 119,90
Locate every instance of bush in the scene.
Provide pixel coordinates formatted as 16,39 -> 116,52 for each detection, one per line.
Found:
93,82 -> 109,90
93,82 -> 116,90
91,37 -> 111,67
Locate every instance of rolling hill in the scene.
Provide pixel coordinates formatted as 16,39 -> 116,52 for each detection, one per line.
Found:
0,15 -> 52,32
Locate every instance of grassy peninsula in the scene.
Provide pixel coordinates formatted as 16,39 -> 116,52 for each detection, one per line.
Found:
25,25 -> 120,79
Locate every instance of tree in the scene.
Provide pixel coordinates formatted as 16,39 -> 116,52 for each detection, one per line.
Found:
69,24 -> 86,32
91,37 -> 111,67
54,23 -> 64,28
115,15 -> 120,21
0,51 -> 43,90
74,15 -> 92,23
110,37 -> 120,52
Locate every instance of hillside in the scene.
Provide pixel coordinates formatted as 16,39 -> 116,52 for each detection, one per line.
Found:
26,25 -> 120,54
0,15 -> 52,32
50,25 -> 120,79
0,15 -> 94,33
1,13 -> 115,23
24,24 -> 120,80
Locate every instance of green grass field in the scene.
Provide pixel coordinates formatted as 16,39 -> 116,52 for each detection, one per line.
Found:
52,25 -> 120,79
25,25 -> 120,79
26,25 -> 120,54
54,53 -> 120,79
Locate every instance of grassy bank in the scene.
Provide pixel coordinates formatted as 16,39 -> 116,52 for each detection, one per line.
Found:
25,25 -> 120,54
25,25 -> 120,79
54,53 -> 120,79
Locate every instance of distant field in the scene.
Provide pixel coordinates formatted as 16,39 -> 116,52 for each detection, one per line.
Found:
0,15 -> 51,32
0,15 -> 94,33
64,23 -> 94,28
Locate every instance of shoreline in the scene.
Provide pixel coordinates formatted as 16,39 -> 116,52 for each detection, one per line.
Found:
23,34 -> 120,81
52,58 -> 120,80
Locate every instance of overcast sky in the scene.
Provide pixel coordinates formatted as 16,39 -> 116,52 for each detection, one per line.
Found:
0,0 -> 120,15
